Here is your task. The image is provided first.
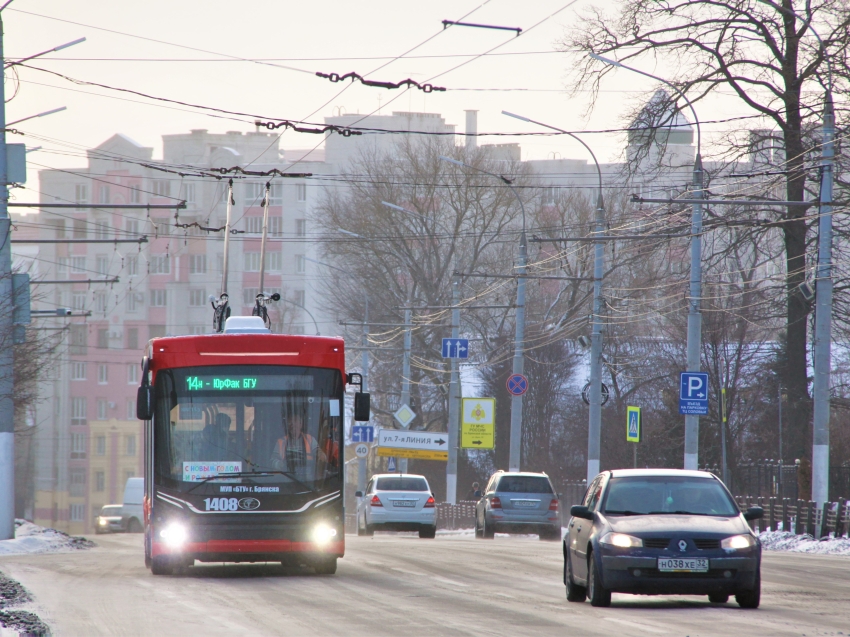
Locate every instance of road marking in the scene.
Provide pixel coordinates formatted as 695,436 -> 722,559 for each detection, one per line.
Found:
432,576 -> 470,588
391,567 -> 427,577
602,617 -> 668,634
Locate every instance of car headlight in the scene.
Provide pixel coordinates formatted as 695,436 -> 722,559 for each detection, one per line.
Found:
98,519 -> 107,525
721,534 -> 756,550
159,523 -> 188,547
600,532 -> 643,548
313,524 -> 338,546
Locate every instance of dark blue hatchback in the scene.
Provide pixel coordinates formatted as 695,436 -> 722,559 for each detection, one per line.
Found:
564,469 -> 762,608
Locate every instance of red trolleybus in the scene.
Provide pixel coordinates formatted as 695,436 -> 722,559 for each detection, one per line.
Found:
136,316 -> 369,575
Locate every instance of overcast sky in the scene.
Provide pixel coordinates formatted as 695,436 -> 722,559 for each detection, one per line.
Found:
5,0 -> 763,202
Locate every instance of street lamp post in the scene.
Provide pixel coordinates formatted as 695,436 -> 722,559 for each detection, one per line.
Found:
591,53 -> 704,471
439,155 -> 527,473
501,111 -> 606,484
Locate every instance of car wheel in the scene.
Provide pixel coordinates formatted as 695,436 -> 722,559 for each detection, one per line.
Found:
128,518 -> 143,534
587,551 -> 611,607
150,556 -> 173,576
735,569 -> 760,609
314,557 -> 337,575
357,514 -> 365,536
708,593 -> 729,604
364,522 -> 375,537
565,550 -> 587,602
482,517 -> 494,539
419,526 -> 436,539
474,516 -> 483,539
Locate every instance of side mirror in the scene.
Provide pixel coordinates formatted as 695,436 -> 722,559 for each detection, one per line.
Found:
355,491 -> 363,498
570,505 -> 594,521
743,506 -> 763,521
136,385 -> 153,420
354,392 -> 370,422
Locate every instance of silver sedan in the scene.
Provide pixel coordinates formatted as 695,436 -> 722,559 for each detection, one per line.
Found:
355,473 -> 437,539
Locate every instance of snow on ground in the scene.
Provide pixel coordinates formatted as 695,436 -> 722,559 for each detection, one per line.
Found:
0,520 -> 95,557
759,530 -> 850,555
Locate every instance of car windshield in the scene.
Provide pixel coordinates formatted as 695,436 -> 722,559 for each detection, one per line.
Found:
153,365 -> 343,492
376,477 -> 428,491
496,476 -> 553,494
100,506 -> 122,516
602,476 -> 738,516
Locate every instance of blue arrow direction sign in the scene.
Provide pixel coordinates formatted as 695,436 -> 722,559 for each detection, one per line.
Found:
351,425 -> 374,443
679,372 -> 709,415
441,338 -> 469,359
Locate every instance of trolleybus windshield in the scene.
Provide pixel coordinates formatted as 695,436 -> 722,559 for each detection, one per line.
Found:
153,365 -> 342,493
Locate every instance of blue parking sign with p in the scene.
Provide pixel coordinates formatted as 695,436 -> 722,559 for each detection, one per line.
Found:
626,406 -> 640,443
679,372 -> 709,415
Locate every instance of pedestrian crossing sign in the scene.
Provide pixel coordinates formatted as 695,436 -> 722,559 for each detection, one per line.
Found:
626,406 -> 641,443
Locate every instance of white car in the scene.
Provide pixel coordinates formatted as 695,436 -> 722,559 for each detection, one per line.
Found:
355,474 -> 437,538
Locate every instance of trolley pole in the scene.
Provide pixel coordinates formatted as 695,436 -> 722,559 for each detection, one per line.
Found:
221,179 -> 234,296
446,276 -> 460,503
258,182 -> 270,294
0,10 -> 15,540
399,307 -> 412,473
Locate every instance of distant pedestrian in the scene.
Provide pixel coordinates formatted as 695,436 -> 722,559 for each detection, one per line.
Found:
465,481 -> 482,501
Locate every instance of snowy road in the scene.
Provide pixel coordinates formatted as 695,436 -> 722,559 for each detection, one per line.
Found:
1,533 -> 849,636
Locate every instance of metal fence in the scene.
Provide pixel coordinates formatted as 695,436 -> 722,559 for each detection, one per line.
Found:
735,495 -> 850,539
701,462 -> 850,502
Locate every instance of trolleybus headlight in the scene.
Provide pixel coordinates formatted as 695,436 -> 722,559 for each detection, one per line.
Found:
160,523 -> 188,547
313,524 -> 338,545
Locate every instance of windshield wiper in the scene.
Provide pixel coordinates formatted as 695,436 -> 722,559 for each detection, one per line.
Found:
603,510 -> 646,516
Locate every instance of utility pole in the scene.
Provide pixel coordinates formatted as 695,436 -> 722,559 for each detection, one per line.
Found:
446,275 -> 460,503
399,306 -> 412,473
684,154 -> 704,470
0,8 -> 14,540
812,90 -> 834,513
587,191 -> 605,481
509,233 -> 526,473
357,297 -> 369,494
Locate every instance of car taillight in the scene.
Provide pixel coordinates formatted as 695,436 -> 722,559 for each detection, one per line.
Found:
370,495 -> 382,507
424,496 -> 435,508
549,499 -> 559,512
490,496 -> 502,509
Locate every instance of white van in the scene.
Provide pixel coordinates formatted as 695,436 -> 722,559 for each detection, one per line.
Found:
122,477 -> 144,533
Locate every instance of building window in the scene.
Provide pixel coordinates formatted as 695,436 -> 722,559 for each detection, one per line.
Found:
98,364 -> 108,385
153,180 -> 170,197
293,290 -> 305,307
296,219 -> 307,237
265,251 -> 281,271
75,184 -> 89,210
70,469 -> 87,496
97,329 -> 109,349
150,255 -> 170,275
149,325 -> 166,339
97,400 -> 108,420
95,471 -> 105,492
71,397 -> 87,426
295,255 -> 306,274
69,503 -> 85,522
71,432 -> 87,458
95,435 -> 106,456
73,219 -> 87,238
69,325 -> 87,355
71,362 -> 87,381
94,292 -> 108,313
296,183 -> 306,202
71,256 -> 86,274
127,364 -> 138,385
57,257 -> 69,278
129,186 -> 141,204
245,217 -> 262,234
243,252 -> 261,272
99,185 -> 110,204
127,328 -> 138,350
50,219 -> 66,238
127,400 -> 136,420
127,256 -> 138,277
126,435 -> 136,456
189,254 -> 207,274
242,288 -> 259,305
189,325 -> 207,335
126,291 -> 142,313
72,292 -> 87,311
96,256 -> 109,276
189,289 -> 206,307
184,182 -> 196,205
150,289 -> 167,307
94,219 -> 109,241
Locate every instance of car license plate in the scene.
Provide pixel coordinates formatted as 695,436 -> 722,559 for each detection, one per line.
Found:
513,501 -> 537,508
657,558 -> 709,572
392,500 -> 416,507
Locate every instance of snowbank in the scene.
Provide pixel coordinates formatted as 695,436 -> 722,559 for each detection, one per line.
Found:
759,530 -> 850,555
0,520 -> 95,557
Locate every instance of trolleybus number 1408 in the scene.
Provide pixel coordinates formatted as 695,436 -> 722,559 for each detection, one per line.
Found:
204,497 -> 240,511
